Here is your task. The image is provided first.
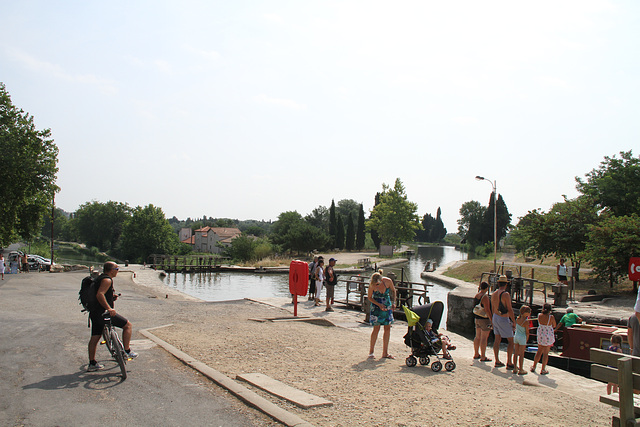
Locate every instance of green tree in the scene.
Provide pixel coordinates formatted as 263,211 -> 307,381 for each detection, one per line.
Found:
370,193 -> 382,249
367,178 -> 422,246
0,83 -> 59,245
119,204 -> 179,263
336,199 -> 360,224
329,200 -> 336,247
270,211 -> 303,247
40,207 -> 68,241
75,201 -> 132,251
417,213 -> 435,242
335,215 -> 345,250
286,222 -> 329,254
431,207 -> 447,242
584,214 -> 640,287
345,212 -> 355,250
511,196 -> 598,278
576,150 -> 640,217
305,205 -> 329,231
481,193 -> 511,245
227,234 -> 257,262
457,201 -> 485,241
355,204 -> 366,250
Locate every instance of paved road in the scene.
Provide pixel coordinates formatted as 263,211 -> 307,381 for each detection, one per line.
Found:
0,270 -> 276,427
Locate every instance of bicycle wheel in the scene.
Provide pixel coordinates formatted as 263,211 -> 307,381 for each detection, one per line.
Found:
102,327 -> 115,357
110,329 -> 127,380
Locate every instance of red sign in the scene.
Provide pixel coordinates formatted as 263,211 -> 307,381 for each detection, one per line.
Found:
630,257 -> 640,282
289,260 -> 309,296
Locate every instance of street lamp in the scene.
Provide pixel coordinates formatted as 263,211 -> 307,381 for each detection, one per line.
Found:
475,176 -> 497,275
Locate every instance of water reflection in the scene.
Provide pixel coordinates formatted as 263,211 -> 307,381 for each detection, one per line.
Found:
162,246 -> 467,325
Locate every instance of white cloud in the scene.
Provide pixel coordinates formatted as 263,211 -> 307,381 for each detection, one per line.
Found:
6,47 -> 117,94
253,94 -> 306,110
184,44 -> 221,61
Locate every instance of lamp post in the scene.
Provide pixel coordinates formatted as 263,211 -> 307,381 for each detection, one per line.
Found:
475,176 -> 497,275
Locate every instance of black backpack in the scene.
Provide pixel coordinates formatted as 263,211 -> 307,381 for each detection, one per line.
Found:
78,275 -> 100,312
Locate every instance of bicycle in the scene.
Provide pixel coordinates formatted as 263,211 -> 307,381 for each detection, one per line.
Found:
101,311 -> 128,380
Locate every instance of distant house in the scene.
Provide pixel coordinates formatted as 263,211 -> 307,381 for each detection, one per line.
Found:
193,227 -> 242,254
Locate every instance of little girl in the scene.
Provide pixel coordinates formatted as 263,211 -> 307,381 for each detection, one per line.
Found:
607,334 -> 624,394
513,305 -> 531,375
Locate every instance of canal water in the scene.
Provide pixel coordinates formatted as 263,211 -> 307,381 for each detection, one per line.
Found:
162,246 -> 467,324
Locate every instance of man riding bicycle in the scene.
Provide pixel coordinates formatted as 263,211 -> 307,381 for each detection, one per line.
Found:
88,261 -> 137,371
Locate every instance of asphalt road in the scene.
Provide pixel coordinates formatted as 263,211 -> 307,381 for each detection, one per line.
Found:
0,269 -> 277,427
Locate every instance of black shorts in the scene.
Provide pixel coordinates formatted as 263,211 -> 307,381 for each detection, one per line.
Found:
558,275 -> 568,282
90,311 -> 129,336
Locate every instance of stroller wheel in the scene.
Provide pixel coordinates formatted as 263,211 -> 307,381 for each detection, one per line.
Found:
431,361 -> 443,372
445,361 -> 456,371
419,356 -> 430,366
405,356 -> 417,367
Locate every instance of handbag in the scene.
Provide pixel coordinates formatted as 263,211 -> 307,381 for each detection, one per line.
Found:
473,296 -> 488,318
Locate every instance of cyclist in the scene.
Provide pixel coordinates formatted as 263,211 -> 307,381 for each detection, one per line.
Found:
87,261 -> 137,371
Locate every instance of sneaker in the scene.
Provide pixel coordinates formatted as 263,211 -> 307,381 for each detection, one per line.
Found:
87,361 -> 104,371
125,349 -> 138,359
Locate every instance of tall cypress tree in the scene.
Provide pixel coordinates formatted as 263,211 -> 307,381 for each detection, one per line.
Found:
329,199 -> 336,248
356,204 -> 366,250
345,212 -> 355,250
335,215 -> 345,250
370,193 -> 382,249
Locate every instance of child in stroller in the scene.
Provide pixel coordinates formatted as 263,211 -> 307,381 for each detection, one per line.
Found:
403,302 -> 456,372
425,319 -> 453,359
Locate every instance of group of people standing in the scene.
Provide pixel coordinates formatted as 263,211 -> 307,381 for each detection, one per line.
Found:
308,256 -> 338,312
472,275 -> 557,375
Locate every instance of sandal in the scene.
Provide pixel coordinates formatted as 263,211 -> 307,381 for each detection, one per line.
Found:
447,345 -> 457,351
368,353 -> 375,359
382,354 -> 396,359
506,363 -> 515,370
530,366 -> 536,373
494,361 -> 505,368
540,369 -> 549,375
473,355 -> 481,359
480,357 -> 492,362
443,354 -> 452,360
518,369 -> 528,375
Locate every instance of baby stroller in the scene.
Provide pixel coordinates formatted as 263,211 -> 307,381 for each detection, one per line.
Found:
403,301 -> 456,372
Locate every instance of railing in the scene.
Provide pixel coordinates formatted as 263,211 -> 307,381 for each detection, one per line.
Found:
480,272 -> 562,307
340,276 -> 432,314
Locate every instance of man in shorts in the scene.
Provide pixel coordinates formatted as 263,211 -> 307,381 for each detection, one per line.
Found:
491,275 -> 516,369
87,261 -> 137,371
324,258 -> 338,312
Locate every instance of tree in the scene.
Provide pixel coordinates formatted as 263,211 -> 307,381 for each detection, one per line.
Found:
305,205 -> 329,231
270,211 -> 303,247
576,150 -> 640,217
75,201 -> 132,251
335,215 -> 345,250
367,178 -> 422,246
481,192 -> 511,245
430,207 -> 447,242
119,204 -> 180,263
0,83 -> 59,245
584,214 -> 640,287
345,212 -> 355,250
370,193 -> 382,249
227,235 -> 257,262
329,200 -> 337,248
355,204 -> 366,250
40,207 -> 69,241
417,213 -> 435,242
285,222 -> 329,254
336,199 -> 360,225
457,201 -> 485,242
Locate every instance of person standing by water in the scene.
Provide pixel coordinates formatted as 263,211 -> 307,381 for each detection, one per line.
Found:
367,270 -> 397,359
314,259 -> 325,307
557,258 -> 569,285
491,275 -> 516,369
0,253 -> 5,280
512,305 -> 531,375
530,303 -> 556,375
324,258 -> 337,312
308,256 -> 318,301
473,282 -> 492,362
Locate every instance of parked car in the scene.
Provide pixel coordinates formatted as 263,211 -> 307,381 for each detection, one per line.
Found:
27,255 -> 52,271
8,251 -> 24,263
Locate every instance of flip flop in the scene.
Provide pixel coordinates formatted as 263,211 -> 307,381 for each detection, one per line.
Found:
540,369 -> 549,375
506,363 -> 515,370
382,354 -> 396,359
368,353 -> 375,359
494,362 -> 505,368
480,357 -> 492,362
473,355 -> 481,359
530,366 -> 536,373
518,370 -> 528,375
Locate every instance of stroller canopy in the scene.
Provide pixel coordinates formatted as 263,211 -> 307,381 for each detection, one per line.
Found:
411,301 -> 444,331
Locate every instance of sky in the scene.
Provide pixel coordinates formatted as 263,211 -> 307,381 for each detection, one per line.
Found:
2,1 -> 638,233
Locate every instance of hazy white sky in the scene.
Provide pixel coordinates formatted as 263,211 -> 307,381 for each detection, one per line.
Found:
2,1 -> 638,232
